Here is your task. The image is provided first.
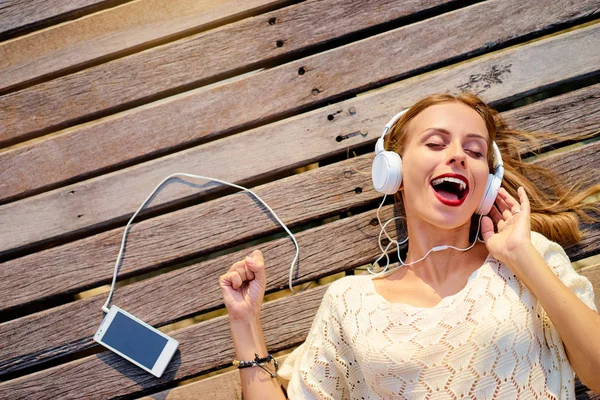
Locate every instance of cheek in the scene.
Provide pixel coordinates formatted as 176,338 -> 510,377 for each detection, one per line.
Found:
474,168 -> 491,196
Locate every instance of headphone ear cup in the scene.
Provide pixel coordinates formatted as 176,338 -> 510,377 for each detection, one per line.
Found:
372,151 -> 402,195
476,174 -> 502,215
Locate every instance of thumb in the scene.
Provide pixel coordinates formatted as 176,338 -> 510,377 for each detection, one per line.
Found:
480,216 -> 494,245
246,250 -> 266,286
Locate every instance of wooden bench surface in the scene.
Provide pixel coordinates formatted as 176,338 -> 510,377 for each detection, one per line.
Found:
1,0 -> 598,398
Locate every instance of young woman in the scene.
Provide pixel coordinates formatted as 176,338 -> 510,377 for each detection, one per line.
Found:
218,93 -> 600,399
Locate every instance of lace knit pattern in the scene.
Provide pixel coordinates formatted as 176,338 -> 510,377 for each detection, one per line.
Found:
278,232 -> 597,399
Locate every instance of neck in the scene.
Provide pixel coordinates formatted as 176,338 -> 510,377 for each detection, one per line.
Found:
402,215 -> 482,285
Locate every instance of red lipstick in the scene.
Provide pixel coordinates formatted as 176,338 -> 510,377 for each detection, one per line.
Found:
430,173 -> 469,207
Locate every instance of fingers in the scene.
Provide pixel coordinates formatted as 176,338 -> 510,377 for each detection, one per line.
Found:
480,216 -> 495,244
517,186 -> 530,214
219,269 -> 244,290
497,187 -> 521,214
245,250 -> 266,287
220,250 -> 266,291
485,187 -> 530,232
488,205 -> 503,224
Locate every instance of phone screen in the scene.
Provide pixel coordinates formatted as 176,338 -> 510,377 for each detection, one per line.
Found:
102,311 -> 168,369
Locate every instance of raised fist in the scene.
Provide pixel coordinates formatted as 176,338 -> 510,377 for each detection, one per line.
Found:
218,249 -> 267,321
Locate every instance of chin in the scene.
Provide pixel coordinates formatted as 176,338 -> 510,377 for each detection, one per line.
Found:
424,206 -> 476,230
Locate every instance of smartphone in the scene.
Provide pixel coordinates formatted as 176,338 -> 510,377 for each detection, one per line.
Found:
94,305 -> 179,378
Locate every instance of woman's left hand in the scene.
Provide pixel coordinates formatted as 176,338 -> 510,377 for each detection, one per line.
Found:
481,186 -> 533,267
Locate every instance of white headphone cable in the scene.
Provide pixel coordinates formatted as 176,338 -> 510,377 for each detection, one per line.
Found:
367,194 -> 485,275
101,173 -> 302,314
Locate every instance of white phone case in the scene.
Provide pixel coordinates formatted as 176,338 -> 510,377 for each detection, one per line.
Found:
94,305 -> 179,378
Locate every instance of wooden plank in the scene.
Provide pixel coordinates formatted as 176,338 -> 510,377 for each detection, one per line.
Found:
502,85 -> 600,154
139,354 -> 289,400
580,264 -> 600,312
0,0 -> 293,93
1,0 -> 597,203
0,0 -> 456,147
1,24 -> 599,257
0,155 -> 374,314
2,85 -> 600,313
576,378 -> 600,400
0,205 -> 394,376
0,0 -> 131,40
2,141 -> 599,376
0,282 -> 330,399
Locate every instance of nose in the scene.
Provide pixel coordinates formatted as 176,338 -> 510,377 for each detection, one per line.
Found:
447,142 -> 466,167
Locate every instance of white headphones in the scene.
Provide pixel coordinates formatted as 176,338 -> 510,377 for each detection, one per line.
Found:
371,109 -> 504,215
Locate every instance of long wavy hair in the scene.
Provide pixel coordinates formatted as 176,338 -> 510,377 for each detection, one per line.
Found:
384,93 -> 600,245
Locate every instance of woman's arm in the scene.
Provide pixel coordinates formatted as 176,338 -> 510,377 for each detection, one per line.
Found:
506,247 -> 600,392
219,250 -> 286,400
481,187 -> 600,391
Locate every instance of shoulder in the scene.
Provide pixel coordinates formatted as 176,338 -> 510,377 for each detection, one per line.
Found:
529,231 -> 572,264
326,275 -> 372,296
320,275 -> 374,310
530,231 -> 563,254
530,232 -> 597,312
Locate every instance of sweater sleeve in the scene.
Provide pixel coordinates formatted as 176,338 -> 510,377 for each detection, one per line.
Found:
530,232 -> 598,380
278,282 -> 351,400
532,231 -> 597,313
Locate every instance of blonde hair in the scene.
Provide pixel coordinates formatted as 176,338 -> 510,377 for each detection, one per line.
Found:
385,93 -> 600,245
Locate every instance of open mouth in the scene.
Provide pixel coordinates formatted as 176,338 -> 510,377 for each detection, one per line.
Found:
430,175 -> 469,205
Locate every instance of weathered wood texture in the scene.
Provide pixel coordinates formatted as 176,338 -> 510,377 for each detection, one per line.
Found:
0,0 -> 293,93
140,354 -> 289,400
0,203 -> 395,376
2,23 -> 599,258
0,0 -> 456,146
1,0 -> 597,205
0,282 -> 330,399
0,0 -> 130,39
2,142 -> 599,377
580,264 -> 600,312
2,84 -> 599,314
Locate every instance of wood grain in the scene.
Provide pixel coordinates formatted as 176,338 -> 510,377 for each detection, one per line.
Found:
580,264 -> 600,312
0,0 -> 130,39
0,205 -> 395,376
0,282 -> 330,399
0,0 -> 292,93
0,0 -> 455,146
1,85 -> 599,313
1,24 -> 599,257
0,155 -> 375,313
2,145 -> 599,376
1,0 -> 597,203
140,355 -> 289,400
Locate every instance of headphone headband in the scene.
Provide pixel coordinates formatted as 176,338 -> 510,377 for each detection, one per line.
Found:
375,109 -> 408,155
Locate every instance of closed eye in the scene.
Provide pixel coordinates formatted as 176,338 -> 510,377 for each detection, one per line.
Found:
467,149 -> 484,158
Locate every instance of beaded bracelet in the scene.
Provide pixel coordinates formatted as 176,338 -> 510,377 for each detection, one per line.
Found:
233,353 -> 279,378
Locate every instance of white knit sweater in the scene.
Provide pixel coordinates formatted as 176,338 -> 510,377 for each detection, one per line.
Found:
278,232 -> 597,399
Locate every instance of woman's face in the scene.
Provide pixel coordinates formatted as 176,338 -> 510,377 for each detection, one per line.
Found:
400,101 -> 491,229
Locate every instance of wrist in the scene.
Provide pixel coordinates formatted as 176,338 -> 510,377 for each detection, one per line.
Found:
504,242 -> 540,277
229,315 -> 268,360
227,302 -> 262,323
507,241 -> 536,261
230,313 -> 261,328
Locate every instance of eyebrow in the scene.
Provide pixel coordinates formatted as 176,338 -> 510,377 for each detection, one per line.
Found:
422,128 -> 489,144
